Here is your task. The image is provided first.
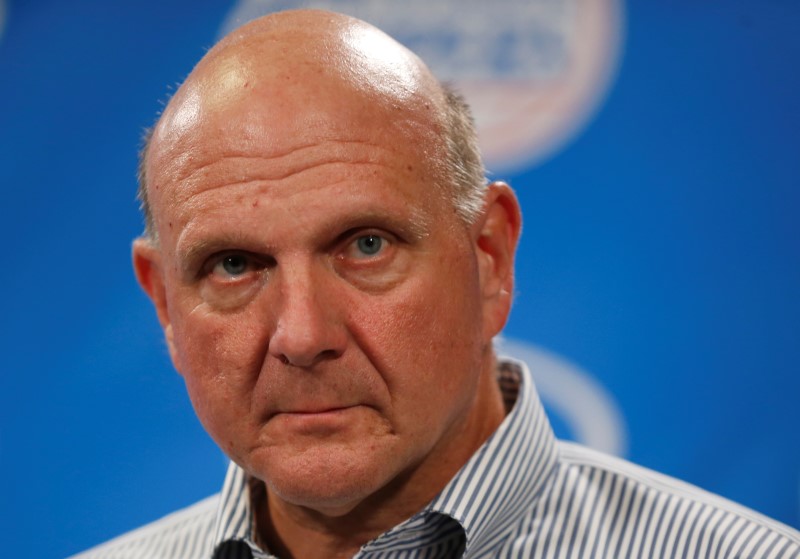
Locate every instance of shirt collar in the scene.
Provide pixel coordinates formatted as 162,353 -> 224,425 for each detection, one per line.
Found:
422,358 -> 559,554
211,358 -> 558,557
211,462 -> 261,556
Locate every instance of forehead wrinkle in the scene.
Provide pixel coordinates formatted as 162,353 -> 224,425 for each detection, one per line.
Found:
174,138 -> 402,187
155,136 -> 421,207
170,158 -> 412,223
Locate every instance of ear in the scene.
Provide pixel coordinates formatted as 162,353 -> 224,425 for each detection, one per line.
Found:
473,181 -> 522,341
132,238 -> 180,371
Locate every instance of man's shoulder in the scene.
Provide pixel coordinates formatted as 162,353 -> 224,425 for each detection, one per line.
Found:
542,441 -> 800,556
68,494 -> 220,559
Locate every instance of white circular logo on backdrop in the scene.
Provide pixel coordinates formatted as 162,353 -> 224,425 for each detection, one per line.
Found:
219,0 -> 624,172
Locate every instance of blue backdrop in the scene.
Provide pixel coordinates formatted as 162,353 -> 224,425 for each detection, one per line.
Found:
1,1 -> 798,557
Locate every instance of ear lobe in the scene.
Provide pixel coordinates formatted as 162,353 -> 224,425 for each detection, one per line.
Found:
474,181 -> 522,339
132,238 -> 180,370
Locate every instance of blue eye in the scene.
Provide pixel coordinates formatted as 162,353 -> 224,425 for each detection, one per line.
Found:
356,235 -> 383,256
218,254 -> 248,276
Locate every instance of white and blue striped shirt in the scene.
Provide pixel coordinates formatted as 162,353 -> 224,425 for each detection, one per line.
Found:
73,360 -> 800,558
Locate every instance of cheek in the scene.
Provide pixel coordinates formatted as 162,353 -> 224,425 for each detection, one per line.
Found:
353,254 -> 485,421
170,302 -> 271,440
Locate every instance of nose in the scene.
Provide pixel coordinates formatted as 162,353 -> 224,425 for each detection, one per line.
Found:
267,261 -> 347,368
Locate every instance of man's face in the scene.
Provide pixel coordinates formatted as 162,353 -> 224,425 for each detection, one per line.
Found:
135,54 -> 513,515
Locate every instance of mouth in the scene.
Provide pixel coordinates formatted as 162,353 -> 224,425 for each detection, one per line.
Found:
268,405 -> 366,434
267,404 -> 366,421
277,406 -> 353,416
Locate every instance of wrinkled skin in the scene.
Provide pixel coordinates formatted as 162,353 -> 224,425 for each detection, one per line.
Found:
133,9 -> 521,558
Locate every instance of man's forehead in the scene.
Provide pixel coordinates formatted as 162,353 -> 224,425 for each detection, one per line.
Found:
148,11 -> 447,184
148,91 -> 446,211
161,136 -> 434,213
141,9 -> 458,248
155,11 -> 440,141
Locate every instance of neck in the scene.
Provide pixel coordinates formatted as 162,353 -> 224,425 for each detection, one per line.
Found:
257,487 -> 419,559
254,358 -> 506,559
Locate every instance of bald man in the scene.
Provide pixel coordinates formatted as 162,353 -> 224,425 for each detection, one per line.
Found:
74,10 -> 800,559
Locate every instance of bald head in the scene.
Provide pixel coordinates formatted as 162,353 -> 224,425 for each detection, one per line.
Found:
138,10 -> 485,240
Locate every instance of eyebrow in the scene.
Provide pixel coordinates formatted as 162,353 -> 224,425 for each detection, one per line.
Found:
330,206 -> 432,241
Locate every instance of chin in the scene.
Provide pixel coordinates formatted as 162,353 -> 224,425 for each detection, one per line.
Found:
250,441 -> 405,515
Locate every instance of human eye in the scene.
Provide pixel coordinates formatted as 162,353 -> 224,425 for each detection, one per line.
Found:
334,229 -> 408,291
338,231 -> 395,263
206,252 -> 267,282
213,253 -> 249,278
352,234 -> 385,258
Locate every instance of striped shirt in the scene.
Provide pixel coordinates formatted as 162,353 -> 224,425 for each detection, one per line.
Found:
72,359 -> 800,558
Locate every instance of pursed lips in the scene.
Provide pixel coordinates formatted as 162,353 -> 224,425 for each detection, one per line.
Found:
265,405 -> 371,435
267,405 -> 362,420
280,406 -> 352,415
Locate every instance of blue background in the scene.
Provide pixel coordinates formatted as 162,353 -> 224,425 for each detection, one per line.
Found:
1,1 -> 798,557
